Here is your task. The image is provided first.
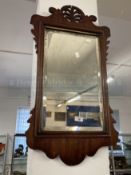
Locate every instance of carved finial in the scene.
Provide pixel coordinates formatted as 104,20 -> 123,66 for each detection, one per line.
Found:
61,5 -> 85,23
89,15 -> 97,22
49,7 -> 56,14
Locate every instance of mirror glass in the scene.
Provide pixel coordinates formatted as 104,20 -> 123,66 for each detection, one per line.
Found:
41,28 -> 104,131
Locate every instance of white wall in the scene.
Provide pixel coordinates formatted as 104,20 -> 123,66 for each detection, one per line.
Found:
0,0 -> 36,53
110,96 -> 131,133
28,148 -> 109,175
27,1 -> 110,175
0,87 -> 29,135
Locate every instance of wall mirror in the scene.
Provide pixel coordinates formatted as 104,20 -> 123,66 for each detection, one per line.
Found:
26,5 -> 118,165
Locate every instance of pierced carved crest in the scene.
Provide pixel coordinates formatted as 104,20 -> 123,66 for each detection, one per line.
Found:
61,5 -> 84,23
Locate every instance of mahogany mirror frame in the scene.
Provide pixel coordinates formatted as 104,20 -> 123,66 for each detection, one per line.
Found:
26,5 -> 118,165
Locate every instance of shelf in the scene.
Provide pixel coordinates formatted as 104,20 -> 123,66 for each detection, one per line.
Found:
110,133 -> 131,175
0,134 -> 8,175
11,134 -> 28,175
13,157 -> 27,160
12,163 -> 27,165
12,171 -> 26,175
115,169 -> 131,172
12,157 -> 27,164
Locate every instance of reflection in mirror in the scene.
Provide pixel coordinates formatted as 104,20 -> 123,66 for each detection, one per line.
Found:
41,28 -> 103,131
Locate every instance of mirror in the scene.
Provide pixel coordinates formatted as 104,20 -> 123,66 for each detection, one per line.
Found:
26,5 -> 118,166
42,28 -> 103,131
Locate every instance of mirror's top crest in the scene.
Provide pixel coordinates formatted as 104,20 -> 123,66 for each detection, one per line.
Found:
50,5 -> 97,23
31,5 -> 110,36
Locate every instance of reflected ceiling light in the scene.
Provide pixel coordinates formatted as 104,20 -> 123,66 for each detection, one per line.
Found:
107,76 -> 114,83
71,126 -> 80,131
98,72 -> 101,77
67,95 -> 81,103
75,52 -> 80,58
57,95 -> 81,107
43,96 -> 47,100
85,38 -> 91,43
56,103 -> 62,108
44,75 -> 47,80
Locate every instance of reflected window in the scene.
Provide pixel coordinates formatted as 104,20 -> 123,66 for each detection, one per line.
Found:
16,107 -> 29,134
15,107 -> 29,153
